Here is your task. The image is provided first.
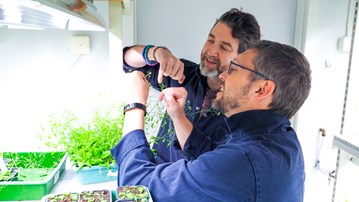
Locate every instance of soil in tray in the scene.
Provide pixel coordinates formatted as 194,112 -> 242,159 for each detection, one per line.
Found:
16,168 -> 55,181
117,186 -> 149,202
47,193 -> 79,202
79,190 -> 111,202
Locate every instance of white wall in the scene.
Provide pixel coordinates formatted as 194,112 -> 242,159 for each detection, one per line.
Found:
135,0 -> 297,62
295,0 -> 356,201
0,2 -> 119,151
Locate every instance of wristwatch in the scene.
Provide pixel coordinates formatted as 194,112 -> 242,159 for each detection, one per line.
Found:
123,103 -> 147,116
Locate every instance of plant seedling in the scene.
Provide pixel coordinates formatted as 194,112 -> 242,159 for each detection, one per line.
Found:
37,103 -> 125,171
117,185 -> 149,202
79,190 -> 111,202
47,192 -> 79,202
0,152 -> 8,172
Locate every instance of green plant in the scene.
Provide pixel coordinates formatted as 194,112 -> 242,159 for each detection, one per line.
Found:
47,192 -> 79,202
0,152 -> 7,173
0,152 -> 67,196
117,185 -> 149,202
147,98 -> 221,151
139,74 -> 222,158
37,102 -> 125,171
79,190 -> 111,202
0,170 -> 13,181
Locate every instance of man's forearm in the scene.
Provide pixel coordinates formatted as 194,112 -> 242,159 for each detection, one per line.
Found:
122,109 -> 145,136
171,115 -> 193,149
124,45 -> 157,68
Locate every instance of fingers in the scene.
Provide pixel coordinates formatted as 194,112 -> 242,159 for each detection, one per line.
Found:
124,71 -> 150,104
159,92 -> 164,101
179,75 -> 185,84
160,88 -> 187,118
158,68 -> 164,83
157,56 -> 185,84
160,87 -> 187,105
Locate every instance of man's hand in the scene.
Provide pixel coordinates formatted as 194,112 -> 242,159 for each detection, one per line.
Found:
123,71 -> 150,105
154,48 -> 185,84
122,71 -> 149,135
159,87 -> 187,119
159,87 -> 192,149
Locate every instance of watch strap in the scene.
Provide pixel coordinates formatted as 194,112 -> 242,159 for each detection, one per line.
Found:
123,103 -> 147,116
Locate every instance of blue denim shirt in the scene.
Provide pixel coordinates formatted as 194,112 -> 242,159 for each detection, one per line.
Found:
123,47 -> 229,163
111,110 -> 305,202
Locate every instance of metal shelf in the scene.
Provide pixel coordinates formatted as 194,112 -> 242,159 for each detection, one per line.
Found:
333,135 -> 359,166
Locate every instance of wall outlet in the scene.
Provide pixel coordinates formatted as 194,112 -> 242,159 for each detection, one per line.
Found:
71,36 -> 90,54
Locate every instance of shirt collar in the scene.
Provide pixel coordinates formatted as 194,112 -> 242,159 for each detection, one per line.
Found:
225,110 -> 290,135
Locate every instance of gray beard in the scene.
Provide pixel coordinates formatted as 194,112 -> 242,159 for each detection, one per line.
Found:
199,62 -> 219,77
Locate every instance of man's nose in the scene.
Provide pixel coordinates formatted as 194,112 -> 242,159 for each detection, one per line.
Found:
219,71 -> 228,81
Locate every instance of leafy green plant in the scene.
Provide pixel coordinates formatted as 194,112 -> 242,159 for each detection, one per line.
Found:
0,170 -> 15,181
0,152 -> 63,193
47,192 -> 79,202
143,71 -> 222,154
46,190 -> 111,202
79,190 -> 111,202
117,185 -> 149,202
37,102 -> 125,171
0,152 -> 7,173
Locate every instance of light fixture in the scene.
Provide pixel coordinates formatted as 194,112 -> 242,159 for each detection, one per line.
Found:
0,0 -> 106,31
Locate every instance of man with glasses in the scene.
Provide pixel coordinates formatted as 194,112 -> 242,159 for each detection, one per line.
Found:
112,40 -> 311,201
122,8 -> 261,163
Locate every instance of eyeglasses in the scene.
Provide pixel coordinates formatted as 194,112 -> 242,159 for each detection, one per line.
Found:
228,61 -> 270,80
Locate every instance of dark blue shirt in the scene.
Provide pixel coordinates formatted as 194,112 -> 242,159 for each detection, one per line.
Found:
123,47 -> 228,163
111,110 -> 305,202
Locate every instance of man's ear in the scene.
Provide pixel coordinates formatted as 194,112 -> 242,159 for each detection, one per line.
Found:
254,80 -> 275,98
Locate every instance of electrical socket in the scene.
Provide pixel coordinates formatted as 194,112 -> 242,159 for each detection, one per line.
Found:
71,36 -> 90,54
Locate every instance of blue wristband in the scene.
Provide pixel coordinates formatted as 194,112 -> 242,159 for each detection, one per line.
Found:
142,45 -> 158,66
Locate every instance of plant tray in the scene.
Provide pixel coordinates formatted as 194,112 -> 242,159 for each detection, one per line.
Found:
0,151 -> 68,201
42,187 -> 152,202
43,189 -> 112,202
76,164 -> 117,185
116,185 -> 152,202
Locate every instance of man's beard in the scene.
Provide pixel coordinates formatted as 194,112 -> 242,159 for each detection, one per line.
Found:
199,62 -> 219,77
212,94 -> 239,114
199,55 -> 220,77
212,83 -> 251,115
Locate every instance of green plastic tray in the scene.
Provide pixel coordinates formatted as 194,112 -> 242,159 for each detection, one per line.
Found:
0,151 -> 67,201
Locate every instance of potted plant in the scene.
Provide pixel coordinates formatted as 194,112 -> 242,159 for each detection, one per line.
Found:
116,185 -> 151,202
43,189 -> 112,202
46,192 -> 79,202
37,94 -> 164,185
79,189 -> 112,202
37,102 -> 125,184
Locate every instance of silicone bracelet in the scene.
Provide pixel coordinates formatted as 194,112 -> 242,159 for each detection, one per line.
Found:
142,45 -> 158,66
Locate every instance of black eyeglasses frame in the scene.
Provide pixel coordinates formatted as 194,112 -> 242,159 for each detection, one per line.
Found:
228,61 -> 270,80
